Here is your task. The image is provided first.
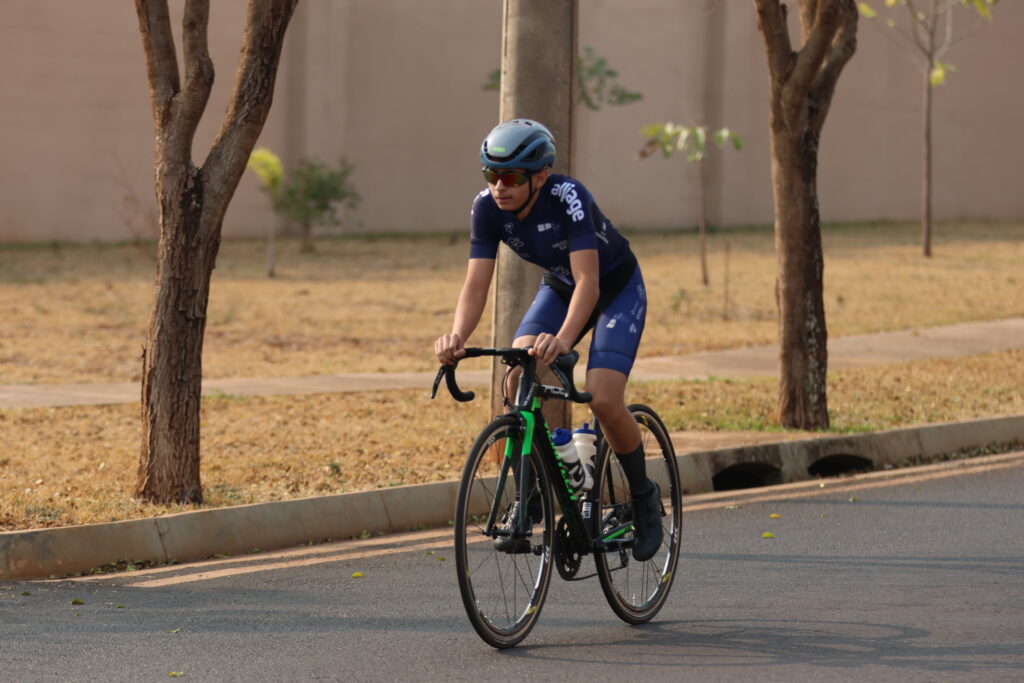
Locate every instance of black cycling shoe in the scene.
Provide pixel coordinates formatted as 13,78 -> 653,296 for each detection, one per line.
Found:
630,480 -> 664,562
493,492 -> 542,553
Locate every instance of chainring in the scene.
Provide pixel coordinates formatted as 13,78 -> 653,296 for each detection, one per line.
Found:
554,515 -> 583,580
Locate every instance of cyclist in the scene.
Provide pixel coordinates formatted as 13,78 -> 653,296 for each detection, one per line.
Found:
434,118 -> 662,561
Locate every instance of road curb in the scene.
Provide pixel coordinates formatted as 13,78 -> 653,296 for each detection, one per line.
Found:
3,414 -> 1022,581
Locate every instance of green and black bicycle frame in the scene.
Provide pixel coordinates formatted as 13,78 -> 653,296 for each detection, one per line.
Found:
484,357 -> 636,560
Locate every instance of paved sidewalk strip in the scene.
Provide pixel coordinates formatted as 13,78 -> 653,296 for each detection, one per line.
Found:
2,318 -> 1022,409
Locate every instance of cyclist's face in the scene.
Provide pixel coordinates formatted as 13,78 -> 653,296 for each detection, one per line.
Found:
487,168 -> 549,213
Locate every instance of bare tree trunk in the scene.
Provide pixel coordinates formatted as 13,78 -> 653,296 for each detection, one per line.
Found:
300,222 -> 315,253
134,0 -> 297,504
698,158 -> 710,286
754,0 -> 858,430
266,217 -> 276,278
921,66 -> 934,258
492,0 -> 578,429
771,136 -> 829,427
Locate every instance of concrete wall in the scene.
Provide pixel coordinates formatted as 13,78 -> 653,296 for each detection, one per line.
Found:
1,0 -> 1021,244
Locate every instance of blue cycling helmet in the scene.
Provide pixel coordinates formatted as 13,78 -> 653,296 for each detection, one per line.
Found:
480,119 -> 556,171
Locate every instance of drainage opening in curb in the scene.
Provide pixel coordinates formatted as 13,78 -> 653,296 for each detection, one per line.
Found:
808,454 -> 874,478
712,462 -> 783,491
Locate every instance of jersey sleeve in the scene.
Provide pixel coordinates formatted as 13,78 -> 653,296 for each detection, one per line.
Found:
469,190 -> 500,260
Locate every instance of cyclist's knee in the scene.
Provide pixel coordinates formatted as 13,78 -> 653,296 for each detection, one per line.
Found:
588,391 -> 625,422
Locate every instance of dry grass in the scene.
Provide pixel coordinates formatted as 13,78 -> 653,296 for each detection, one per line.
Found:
2,349 -> 1023,531
1,221 -> 1023,531
1,221 -> 1021,383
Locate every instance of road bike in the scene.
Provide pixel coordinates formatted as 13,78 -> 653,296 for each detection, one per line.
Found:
432,347 -> 682,648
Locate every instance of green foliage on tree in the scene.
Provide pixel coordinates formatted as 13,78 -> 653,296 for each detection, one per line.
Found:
857,0 -> 997,256
247,147 -> 284,199
484,45 -> 642,110
639,123 -> 743,163
248,149 -> 361,255
858,0 -> 997,86
637,123 -> 743,286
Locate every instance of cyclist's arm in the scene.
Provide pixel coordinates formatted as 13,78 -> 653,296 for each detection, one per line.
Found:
437,258 -> 494,364
557,248 -> 599,348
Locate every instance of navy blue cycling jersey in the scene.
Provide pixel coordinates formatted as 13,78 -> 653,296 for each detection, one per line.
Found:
469,174 -> 631,285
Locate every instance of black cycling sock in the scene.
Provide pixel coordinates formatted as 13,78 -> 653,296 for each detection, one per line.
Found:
615,444 -> 652,498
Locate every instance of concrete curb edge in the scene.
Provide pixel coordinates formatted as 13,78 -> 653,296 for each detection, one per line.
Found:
3,414 -> 1022,581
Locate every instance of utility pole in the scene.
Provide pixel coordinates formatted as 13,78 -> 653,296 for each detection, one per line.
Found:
491,0 -> 578,427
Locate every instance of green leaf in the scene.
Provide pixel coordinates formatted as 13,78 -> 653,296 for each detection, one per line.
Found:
858,3 -> 878,18
482,67 -> 501,91
963,0 -> 994,20
247,148 -> 284,195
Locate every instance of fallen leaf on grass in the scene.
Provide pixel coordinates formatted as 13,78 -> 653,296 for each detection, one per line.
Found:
762,532 -> 775,539
351,572 -> 364,578
167,628 -> 181,634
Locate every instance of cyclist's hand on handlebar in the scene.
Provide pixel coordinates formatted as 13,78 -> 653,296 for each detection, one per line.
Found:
435,333 -> 466,366
529,333 -> 570,367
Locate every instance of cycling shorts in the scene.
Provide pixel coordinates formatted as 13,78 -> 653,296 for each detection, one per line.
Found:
514,265 -> 646,376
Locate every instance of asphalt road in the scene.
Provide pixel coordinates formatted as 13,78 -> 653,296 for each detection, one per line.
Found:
3,456 -> 1022,682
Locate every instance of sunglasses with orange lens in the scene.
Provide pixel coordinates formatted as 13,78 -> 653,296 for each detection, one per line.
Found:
482,168 -> 531,186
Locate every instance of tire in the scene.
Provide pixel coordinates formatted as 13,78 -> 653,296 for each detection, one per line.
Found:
453,415 -> 555,648
594,404 -> 682,624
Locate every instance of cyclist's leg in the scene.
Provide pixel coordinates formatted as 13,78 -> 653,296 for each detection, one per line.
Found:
584,267 -> 661,560
585,264 -> 647,467
505,279 -> 566,397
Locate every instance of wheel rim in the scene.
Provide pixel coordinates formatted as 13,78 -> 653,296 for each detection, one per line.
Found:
597,409 -> 681,615
456,423 -> 552,640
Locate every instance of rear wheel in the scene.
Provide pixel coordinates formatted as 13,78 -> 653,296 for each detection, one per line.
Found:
453,415 -> 554,648
594,404 -> 682,624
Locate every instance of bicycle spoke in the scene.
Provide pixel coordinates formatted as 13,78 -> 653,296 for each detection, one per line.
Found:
595,405 -> 682,624
454,417 -> 553,647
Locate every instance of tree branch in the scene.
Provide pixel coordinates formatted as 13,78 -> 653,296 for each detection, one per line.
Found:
904,0 -> 933,55
203,0 -> 297,216
179,0 -> 215,137
808,6 -> 859,134
134,0 -> 180,121
789,0 -> 850,95
753,0 -> 795,88
799,0 -> 819,43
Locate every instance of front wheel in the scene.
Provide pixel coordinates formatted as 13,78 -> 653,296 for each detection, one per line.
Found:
594,404 -> 682,624
453,415 -> 555,648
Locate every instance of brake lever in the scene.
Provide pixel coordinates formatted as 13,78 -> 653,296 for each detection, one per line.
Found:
430,366 -> 445,400
430,365 -> 475,402
550,351 -> 592,404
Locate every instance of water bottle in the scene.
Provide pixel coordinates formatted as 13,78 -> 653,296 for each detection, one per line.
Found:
572,423 -> 597,492
551,428 -> 588,492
